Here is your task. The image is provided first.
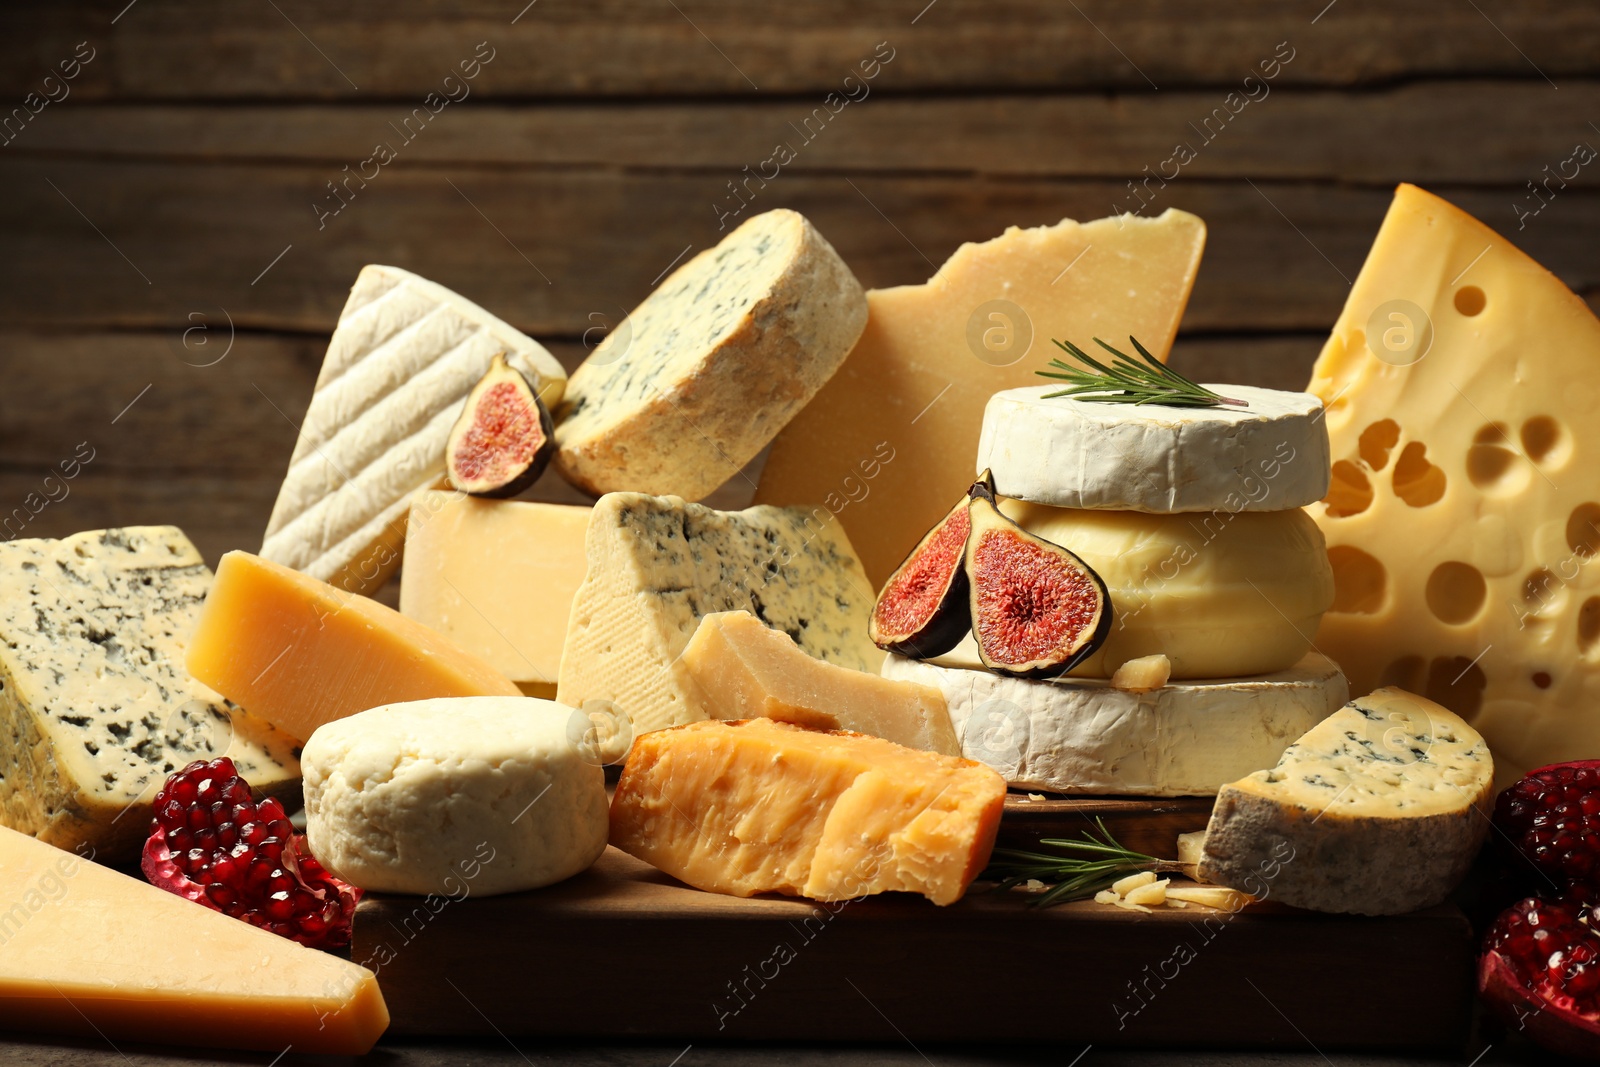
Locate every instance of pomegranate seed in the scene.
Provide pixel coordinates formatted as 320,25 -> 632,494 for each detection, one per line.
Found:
1493,760 -> 1600,902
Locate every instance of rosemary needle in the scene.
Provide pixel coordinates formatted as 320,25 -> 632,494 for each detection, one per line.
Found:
983,818 -> 1185,908
1037,336 -> 1247,409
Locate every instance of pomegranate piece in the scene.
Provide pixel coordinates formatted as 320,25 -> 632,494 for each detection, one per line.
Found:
1480,896 -> 1600,1059
141,757 -> 359,950
1493,760 -> 1600,904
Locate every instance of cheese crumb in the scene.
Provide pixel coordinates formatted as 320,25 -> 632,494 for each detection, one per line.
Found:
1111,654 -> 1172,693
1124,878 -> 1170,907
1111,870 -> 1157,895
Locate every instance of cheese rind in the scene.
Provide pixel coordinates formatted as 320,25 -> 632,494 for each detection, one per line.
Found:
609,718 -> 1005,905
976,383 -> 1330,512
556,494 -> 879,754
187,551 -> 520,743
555,209 -> 866,500
399,490 -> 590,686
1198,687 -> 1493,915
303,697 -> 607,896
0,825 -> 388,1055
1308,184 -> 1600,784
0,527 -> 300,860
883,653 -> 1348,796
756,209 -> 1207,585
931,501 -> 1333,679
261,264 -> 565,596
682,610 -> 959,755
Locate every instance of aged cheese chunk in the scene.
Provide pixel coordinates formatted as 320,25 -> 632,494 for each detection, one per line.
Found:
1307,184 -> 1600,783
187,551 -> 520,743
756,209 -> 1206,585
304,697 -> 607,896
1110,654 -> 1172,693
399,490 -> 589,687
555,209 -> 866,500
0,825 -> 388,1055
976,383 -> 1330,512
610,718 -> 1005,905
556,494 -> 878,754
0,527 -> 299,860
931,500 -> 1333,678
882,653 -> 1348,796
261,265 -> 566,596
1198,687 -> 1493,915
681,610 -> 959,755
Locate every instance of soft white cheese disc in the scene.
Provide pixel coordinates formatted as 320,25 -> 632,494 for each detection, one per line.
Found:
976,383 -> 1330,512
303,697 -> 607,896
882,653 -> 1349,796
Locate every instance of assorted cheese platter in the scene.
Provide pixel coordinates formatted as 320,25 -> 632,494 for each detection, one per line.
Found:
4,182 -> 1600,1059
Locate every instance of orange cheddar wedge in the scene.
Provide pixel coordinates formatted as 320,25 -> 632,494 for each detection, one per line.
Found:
187,551 -> 519,742
0,826 -> 388,1055
610,719 -> 1005,905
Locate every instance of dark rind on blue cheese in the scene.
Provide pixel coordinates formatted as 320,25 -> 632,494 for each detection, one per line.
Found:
553,209 -> 867,500
0,526 -> 301,860
557,494 -> 878,746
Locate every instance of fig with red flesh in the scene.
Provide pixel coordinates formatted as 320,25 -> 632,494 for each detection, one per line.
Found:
1479,896 -> 1600,1059
445,352 -> 556,497
870,472 -> 994,658
964,481 -> 1111,678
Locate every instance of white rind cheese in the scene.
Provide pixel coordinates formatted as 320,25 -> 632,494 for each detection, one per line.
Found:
557,494 -> 878,757
303,697 -> 607,897
261,265 -> 566,596
976,383 -> 1330,513
0,527 -> 301,859
1198,687 -> 1493,915
881,653 -> 1348,796
554,209 -> 867,500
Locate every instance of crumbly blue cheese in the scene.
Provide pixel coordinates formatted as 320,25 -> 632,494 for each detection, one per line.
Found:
556,494 -> 878,755
1198,687 -> 1493,915
554,209 -> 866,500
0,527 -> 301,859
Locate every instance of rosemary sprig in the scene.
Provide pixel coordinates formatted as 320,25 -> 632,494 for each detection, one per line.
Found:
1037,336 -> 1247,409
983,818 -> 1185,908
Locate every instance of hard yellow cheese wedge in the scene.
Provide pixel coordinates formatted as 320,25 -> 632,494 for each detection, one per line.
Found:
0,826 -> 387,1055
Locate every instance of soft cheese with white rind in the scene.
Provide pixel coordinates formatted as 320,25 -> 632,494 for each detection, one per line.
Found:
1198,687 -> 1493,916
977,383 -> 1330,512
0,527 -> 301,860
304,697 -> 607,897
931,501 -> 1334,679
557,494 -> 879,757
882,652 -> 1348,796
262,264 -> 566,596
555,209 -> 866,500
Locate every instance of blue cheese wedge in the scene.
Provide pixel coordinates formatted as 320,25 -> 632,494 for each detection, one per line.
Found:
1198,687 -> 1493,915
554,209 -> 866,500
0,527 -> 301,860
261,265 -> 566,596
557,494 -> 878,758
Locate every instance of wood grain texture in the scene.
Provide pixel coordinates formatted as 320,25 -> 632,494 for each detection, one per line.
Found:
998,794 -> 1213,857
0,1 -> 1592,99
352,846 -> 1475,1047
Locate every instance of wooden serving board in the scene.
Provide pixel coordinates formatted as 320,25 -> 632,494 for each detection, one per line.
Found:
352,796 -> 1476,1050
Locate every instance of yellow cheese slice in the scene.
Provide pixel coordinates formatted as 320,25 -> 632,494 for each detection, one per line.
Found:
0,826 -> 388,1055
187,551 -> 520,743
755,209 -> 1206,585
1307,183 -> 1600,781
399,491 -> 590,687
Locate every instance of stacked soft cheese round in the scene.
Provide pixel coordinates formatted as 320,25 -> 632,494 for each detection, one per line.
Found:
882,382 -> 1345,796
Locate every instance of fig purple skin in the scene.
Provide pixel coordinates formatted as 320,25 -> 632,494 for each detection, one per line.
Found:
446,353 -> 556,498
870,473 -> 995,659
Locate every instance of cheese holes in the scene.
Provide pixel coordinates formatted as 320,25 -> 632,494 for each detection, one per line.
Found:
1425,655 -> 1487,719
1454,286 -> 1487,317
1571,504 -> 1600,559
1327,545 -> 1386,614
1425,562 -> 1486,625
1579,597 -> 1600,655
1532,671 -> 1553,690
1521,416 -> 1569,467
1391,441 -> 1447,507
1357,419 -> 1400,472
1522,568 -> 1567,617
1323,460 -> 1373,518
1466,423 -> 1529,494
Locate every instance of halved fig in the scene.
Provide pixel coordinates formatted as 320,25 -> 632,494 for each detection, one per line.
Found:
965,481 -> 1111,678
870,472 -> 995,657
445,353 -> 555,497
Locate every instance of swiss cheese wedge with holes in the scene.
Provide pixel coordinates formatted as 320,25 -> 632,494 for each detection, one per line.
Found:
1308,184 -> 1600,782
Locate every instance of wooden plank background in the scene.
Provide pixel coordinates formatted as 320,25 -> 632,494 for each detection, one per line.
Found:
1,0 -> 1596,586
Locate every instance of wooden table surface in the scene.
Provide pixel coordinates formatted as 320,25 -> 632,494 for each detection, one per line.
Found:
1,2 -> 1595,1061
